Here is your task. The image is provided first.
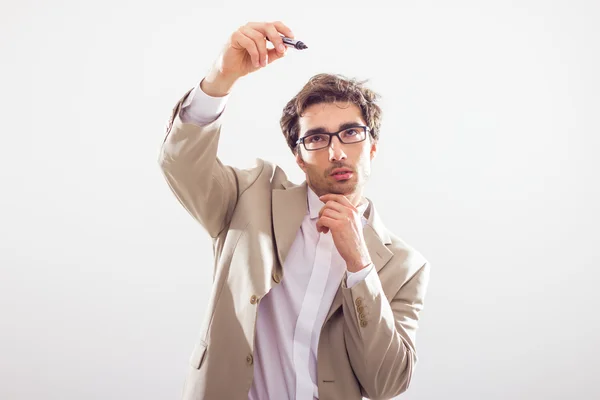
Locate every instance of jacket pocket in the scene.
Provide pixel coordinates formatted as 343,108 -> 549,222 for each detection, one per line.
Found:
189,340 -> 208,370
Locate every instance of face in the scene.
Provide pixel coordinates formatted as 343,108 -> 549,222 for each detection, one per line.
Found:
295,101 -> 377,201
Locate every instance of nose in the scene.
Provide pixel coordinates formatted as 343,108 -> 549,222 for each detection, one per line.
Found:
328,136 -> 347,162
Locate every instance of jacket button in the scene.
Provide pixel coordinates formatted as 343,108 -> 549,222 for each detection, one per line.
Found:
360,320 -> 368,328
250,295 -> 258,304
355,298 -> 363,307
357,305 -> 364,314
246,354 -> 253,365
272,273 -> 281,283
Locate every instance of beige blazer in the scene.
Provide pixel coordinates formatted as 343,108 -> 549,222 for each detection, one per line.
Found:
158,87 -> 431,400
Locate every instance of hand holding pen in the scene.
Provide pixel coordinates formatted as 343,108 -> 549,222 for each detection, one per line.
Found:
201,21 -> 306,97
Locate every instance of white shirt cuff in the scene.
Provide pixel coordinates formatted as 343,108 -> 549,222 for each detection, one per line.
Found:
346,263 -> 374,288
180,78 -> 230,125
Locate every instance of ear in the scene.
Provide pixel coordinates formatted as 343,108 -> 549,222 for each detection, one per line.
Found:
370,139 -> 378,160
295,150 -> 307,172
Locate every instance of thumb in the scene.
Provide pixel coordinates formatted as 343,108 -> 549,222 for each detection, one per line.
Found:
266,46 -> 287,64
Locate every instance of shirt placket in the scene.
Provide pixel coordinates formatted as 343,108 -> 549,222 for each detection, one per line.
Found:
292,230 -> 334,399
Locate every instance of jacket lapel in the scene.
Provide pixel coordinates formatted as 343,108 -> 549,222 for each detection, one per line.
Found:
324,199 -> 393,323
272,181 -> 308,268
362,200 -> 394,274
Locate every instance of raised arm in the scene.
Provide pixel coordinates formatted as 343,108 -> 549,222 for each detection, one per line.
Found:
157,21 -> 295,237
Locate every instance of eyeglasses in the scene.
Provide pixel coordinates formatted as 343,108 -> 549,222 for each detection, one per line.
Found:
296,125 -> 370,151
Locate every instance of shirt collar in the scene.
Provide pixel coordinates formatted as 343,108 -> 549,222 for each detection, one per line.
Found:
307,185 -> 369,226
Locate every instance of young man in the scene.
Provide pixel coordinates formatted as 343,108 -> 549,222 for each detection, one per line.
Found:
158,20 -> 430,400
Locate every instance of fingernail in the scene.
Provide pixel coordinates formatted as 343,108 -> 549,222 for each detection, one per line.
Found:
278,44 -> 285,53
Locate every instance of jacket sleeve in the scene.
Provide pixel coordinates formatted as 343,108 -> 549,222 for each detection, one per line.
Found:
157,87 -> 262,238
341,261 -> 431,399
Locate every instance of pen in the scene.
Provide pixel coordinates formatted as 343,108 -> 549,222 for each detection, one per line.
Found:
267,36 -> 308,50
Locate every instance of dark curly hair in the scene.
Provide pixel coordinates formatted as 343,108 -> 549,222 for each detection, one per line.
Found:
280,73 -> 382,154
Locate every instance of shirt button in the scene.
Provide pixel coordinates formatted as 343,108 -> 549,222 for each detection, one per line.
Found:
355,298 -> 363,307
272,273 -> 281,283
246,354 -> 253,365
360,320 -> 368,328
250,295 -> 258,304
357,305 -> 364,314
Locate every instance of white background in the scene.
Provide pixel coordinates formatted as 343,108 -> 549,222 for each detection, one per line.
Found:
1,1 -> 599,399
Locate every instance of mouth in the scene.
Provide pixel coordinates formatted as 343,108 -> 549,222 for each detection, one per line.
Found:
330,168 -> 353,181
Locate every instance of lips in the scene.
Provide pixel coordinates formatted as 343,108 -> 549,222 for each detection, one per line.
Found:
330,168 -> 353,181
330,168 -> 353,176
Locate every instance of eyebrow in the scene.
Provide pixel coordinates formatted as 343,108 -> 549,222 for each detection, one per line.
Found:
302,122 -> 364,138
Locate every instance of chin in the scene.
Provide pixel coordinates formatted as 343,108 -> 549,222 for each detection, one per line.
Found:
330,180 -> 358,194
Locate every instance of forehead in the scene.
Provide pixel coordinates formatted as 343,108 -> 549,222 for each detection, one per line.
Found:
298,102 -> 365,133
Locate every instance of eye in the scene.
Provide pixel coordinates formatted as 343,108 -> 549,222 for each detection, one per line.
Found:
308,134 -> 327,143
342,128 -> 362,138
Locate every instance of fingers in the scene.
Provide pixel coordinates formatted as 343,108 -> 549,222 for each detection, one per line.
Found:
266,46 -> 286,65
318,199 -> 355,221
316,217 -> 335,234
231,30 -> 260,68
247,21 -> 294,55
320,207 -> 344,220
318,201 -> 346,219
272,20 -> 294,39
261,22 -> 286,54
319,194 -> 356,210
317,225 -> 329,234
234,21 -> 295,68
317,196 -> 356,234
316,207 -> 345,234
240,26 -> 269,67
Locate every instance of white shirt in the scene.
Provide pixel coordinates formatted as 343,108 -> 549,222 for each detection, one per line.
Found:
180,80 -> 375,399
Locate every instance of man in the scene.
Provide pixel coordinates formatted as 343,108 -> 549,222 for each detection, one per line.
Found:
158,20 -> 430,400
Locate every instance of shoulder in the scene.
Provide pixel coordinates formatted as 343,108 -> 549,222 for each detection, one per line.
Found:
231,158 -> 298,193
387,231 -> 429,276
366,200 -> 429,286
376,229 -> 430,300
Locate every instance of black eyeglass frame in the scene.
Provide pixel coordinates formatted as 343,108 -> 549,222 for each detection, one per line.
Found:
295,125 -> 371,151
